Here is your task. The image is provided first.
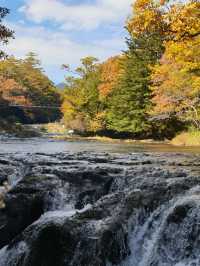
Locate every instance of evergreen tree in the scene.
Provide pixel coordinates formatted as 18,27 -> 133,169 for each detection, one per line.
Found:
106,38 -> 152,135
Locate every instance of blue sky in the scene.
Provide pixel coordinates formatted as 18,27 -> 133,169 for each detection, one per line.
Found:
3,0 -> 133,83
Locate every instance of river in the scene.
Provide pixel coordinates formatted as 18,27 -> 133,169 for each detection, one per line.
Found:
1,136 -> 200,154
0,136 -> 200,266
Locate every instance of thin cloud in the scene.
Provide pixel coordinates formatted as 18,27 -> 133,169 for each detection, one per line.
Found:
19,0 -> 132,31
5,23 -> 126,81
5,0 -> 132,81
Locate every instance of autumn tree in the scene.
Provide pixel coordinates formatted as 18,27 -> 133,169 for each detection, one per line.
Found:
127,0 -> 167,63
83,56 -> 123,132
62,56 -> 126,133
127,0 -> 200,56
124,0 -> 200,135
0,6 -> 14,113
62,57 -> 101,132
98,56 -> 122,99
0,54 -> 62,123
151,1 -> 200,129
62,0 -> 200,137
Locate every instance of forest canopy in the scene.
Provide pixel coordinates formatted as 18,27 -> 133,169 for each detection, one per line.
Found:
0,53 -> 62,123
61,0 -> 200,139
1,0 -> 200,140
0,8 -> 62,124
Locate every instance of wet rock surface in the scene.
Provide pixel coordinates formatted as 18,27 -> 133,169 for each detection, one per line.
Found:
0,151 -> 200,266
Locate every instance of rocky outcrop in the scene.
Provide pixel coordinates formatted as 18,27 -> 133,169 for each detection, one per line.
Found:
0,152 -> 200,266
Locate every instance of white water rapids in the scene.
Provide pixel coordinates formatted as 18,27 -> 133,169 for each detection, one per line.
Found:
119,188 -> 200,266
0,138 -> 200,266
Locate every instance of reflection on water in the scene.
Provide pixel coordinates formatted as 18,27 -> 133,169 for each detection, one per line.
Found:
0,137 -> 200,154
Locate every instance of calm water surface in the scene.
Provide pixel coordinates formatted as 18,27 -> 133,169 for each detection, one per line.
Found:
0,137 -> 200,154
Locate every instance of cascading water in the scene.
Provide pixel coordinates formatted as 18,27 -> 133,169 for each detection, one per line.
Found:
0,151 -> 200,266
120,187 -> 200,266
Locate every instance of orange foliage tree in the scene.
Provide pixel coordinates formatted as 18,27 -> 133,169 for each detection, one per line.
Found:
98,56 -> 122,99
0,76 -> 29,106
151,1 -> 200,128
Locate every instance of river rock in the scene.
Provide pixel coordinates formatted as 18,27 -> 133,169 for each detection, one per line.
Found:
0,152 -> 200,266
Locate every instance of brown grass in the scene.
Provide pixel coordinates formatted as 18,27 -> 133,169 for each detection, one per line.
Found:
171,131 -> 200,146
42,123 -> 68,134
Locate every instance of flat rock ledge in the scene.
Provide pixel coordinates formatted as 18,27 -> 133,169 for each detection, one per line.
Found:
0,152 -> 200,266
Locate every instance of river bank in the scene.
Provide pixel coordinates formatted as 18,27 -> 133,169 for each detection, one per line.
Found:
0,120 -> 41,138
53,133 -> 200,149
1,121 -> 200,147
41,123 -> 200,147
171,131 -> 200,147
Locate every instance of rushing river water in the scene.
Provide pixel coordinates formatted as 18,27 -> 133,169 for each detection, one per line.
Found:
0,137 -> 200,266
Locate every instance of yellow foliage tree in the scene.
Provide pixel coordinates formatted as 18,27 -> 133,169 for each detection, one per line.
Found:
127,0 -> 167,38
151,1 -> 200,128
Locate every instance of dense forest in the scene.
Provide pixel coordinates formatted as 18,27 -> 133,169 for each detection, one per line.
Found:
0,0 -> 200,141
0,8 -> 62,124
61,0 -> 200,140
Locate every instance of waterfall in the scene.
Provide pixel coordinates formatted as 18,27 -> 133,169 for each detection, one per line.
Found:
0,242 -> 28,266
1,151 -> 200,266
119,187 -> 200,266
0,203 -> 93,266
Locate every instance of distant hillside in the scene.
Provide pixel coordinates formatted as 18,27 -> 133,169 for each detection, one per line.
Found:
56,83 -> 66,90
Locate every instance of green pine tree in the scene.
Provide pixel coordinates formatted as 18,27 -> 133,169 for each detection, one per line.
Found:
106,38 -> 152,135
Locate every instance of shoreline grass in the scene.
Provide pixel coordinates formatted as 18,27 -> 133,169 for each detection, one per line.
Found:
171,131 -> 200,146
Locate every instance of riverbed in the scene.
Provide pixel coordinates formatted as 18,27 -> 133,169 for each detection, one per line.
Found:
0,136 -> 200,266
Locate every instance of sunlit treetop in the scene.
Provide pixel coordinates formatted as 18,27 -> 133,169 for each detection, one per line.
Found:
127,0 -> 200,41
